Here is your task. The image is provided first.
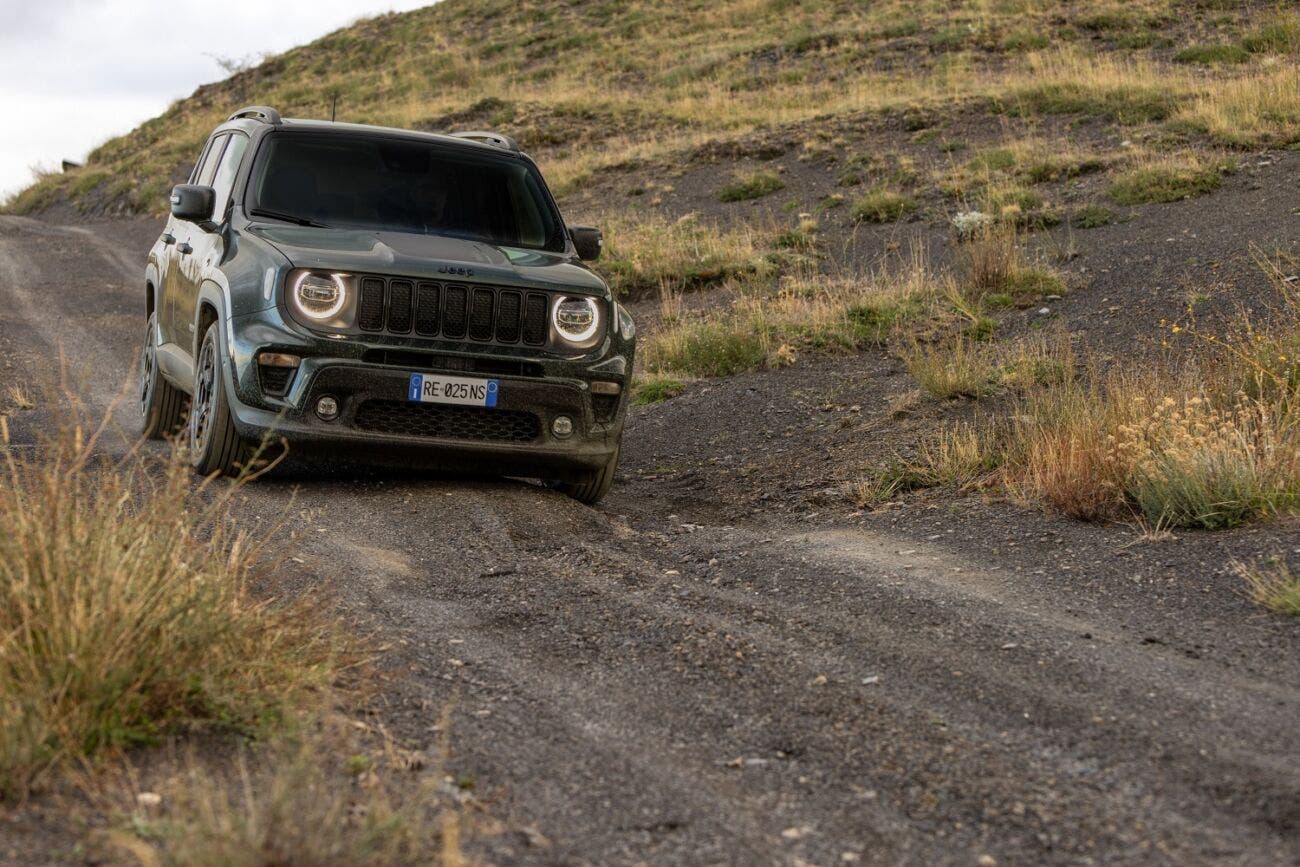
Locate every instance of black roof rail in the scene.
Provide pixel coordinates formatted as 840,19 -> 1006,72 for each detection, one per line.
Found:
227,105 -> 282,125
449,130 -> 519,152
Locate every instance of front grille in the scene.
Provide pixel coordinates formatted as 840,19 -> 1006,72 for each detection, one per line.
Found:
353,400 -> 541,443
356,276 -> 549,346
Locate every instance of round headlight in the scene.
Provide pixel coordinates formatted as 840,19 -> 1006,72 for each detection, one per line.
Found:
553,296 -> 600,344
291,271 -> 347,320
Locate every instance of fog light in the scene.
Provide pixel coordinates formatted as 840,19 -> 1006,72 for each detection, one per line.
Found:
315,396 -> 340,421
552,415 -> 573,438
590,381 -> 622,395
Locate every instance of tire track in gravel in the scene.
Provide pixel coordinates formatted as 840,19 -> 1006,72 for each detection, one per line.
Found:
0,216 -> 141,431
300,488 -> 1297,865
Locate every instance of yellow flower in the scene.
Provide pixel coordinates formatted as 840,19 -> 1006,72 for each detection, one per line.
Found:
1171,326 -> 1182,333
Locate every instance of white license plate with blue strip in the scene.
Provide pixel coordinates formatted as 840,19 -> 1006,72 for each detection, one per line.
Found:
407,373 -> 498,408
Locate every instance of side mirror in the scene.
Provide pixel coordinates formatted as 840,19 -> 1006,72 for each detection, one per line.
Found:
170,184 -> 216,225
569,225 -> 602,261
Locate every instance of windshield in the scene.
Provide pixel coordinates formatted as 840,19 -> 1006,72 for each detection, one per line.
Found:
245,131 -> 566,252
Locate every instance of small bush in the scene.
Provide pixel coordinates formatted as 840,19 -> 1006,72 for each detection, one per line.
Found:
107,725 -> 459,866
0,422 -> 346,797
1180,66 -> 1300,148
633,376 -> 686,404
775,216 -> 818,251
1073,204 -> 1114,228
643,258 -> 937,377
1108,159 -> 1225,205
646,319 -> 770,377
1242,11 -> 1300,55
1009,82 -> 1177,124
967,148 -> 1017,173
597,213 -> 772,299
989,253 -> 1300,526
1004,267 -> 1065,301
854,422 -> 1002,506
719,170 -> 784,202
903,336 -> 1002,399
1233,558 -> 1300,617
1021,155 -> 1106,184
1173,44 -> 1250,65
1001,29 -> 1049,52
958,225 -> 1064,303
851,188 -> 917,223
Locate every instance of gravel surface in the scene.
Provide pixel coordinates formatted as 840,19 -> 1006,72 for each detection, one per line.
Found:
0,197 -> 1297,866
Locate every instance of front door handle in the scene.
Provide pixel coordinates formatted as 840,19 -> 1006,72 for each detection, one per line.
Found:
161,232 -> 175,245
177,242 -> 193,255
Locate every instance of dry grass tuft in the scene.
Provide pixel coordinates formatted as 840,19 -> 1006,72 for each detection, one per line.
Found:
0,414 -> 350,798
643,249 -> 937,378
596,212 -> 773,299
1108,154 -> 1231,205
903,335 -> 1002,400
4,386 -> 33,410
1233,557 -> 1300,617
994,253 -> 1300,526
102,719 -> 464,866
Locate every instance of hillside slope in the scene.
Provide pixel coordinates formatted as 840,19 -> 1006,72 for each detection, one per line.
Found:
4,0 -> 1298,215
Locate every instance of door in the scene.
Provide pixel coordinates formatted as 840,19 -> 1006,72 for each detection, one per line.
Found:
165,133 -> 227,347
175,132 -> 250,355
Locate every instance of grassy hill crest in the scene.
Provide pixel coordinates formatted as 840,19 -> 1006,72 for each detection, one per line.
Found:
4,0 -> 1297,215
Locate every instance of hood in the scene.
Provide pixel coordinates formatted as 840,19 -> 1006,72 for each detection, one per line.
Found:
247,224 -> 608,297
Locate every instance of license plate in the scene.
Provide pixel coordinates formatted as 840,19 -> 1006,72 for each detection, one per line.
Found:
407,373 -> 498,407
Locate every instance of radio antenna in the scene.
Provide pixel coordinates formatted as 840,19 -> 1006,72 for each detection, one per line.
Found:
331,94 -> 337,122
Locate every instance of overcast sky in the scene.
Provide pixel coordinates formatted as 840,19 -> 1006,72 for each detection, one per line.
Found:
0,0 -> 433,202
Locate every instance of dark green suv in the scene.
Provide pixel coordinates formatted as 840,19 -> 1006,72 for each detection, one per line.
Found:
140,106 -> 633,503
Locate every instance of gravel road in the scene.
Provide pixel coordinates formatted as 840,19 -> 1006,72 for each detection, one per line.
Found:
1,213 -> 1296,866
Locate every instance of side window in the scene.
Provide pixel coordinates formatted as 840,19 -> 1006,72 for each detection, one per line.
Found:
195,134 -> 229,188
187,136 -> 218,184
209,134 -> 250,220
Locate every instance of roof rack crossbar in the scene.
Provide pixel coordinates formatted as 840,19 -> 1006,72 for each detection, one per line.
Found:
227,105 -> 282,125
449,130 -> 519,152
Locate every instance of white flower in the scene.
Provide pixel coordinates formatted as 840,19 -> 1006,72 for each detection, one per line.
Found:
952,210 -> 994,240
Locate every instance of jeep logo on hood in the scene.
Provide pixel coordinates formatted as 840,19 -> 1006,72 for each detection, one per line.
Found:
438,265 -> 475,277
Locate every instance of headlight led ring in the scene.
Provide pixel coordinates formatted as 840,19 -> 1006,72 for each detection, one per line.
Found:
291,271 -> 348,320
552,295 -> 600,344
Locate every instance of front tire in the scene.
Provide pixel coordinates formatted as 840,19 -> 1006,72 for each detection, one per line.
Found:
140,312 -> 188,440
559,446 -> 620,505
189,321 -> 249,476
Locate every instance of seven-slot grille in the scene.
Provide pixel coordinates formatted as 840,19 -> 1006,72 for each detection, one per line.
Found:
357,276 -> 548,346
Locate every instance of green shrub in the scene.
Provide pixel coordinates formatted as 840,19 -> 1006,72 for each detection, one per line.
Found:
851,188 -> 917,223
1174,44 -> 1250,65
1009,83 -> 1177,123
719,170 -> 784,202
1073,204 -> 1114,228
633,376 -> 686,404
1242,11 -> 1300,54
1109,160 -> 1225,205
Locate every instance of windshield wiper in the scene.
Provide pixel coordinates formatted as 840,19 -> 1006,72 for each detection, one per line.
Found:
248,207 -> 329,228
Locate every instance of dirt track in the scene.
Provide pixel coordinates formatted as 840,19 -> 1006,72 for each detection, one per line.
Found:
1,212 -> 1297,866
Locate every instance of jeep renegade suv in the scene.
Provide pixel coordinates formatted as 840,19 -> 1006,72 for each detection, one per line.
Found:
140,106 -> 633,504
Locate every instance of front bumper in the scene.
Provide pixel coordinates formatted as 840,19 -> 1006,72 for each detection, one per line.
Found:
221,306 -> 632,479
